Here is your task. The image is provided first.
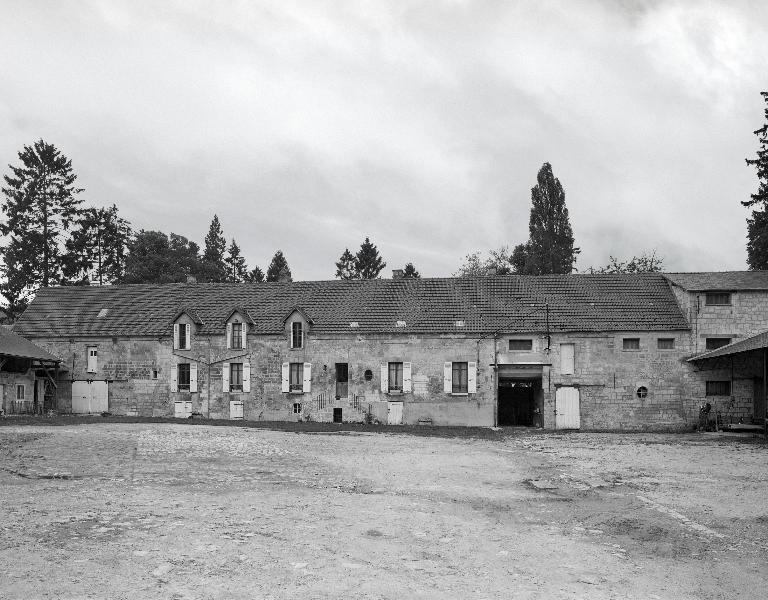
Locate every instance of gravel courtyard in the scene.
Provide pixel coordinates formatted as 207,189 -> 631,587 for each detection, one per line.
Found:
1,421 -> 766,599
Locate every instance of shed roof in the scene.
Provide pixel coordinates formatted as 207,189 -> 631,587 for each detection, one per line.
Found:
13,273 -> 689,338
688,329 -> 768,362
664,271 -> 768,291
0,327 -> 61,362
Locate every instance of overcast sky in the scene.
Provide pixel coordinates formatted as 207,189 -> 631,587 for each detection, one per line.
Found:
1,0 -> 767,280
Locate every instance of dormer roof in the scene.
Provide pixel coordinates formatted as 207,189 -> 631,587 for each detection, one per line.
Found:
170,307 -> 204,326
224,306 -> 255,324
282,306 -> 315,325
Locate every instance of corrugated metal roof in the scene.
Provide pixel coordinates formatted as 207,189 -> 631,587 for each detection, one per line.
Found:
13,273 -> 690,338
664,271 -> 768,291
688,330 -> 768,362
0,327 -> 62,362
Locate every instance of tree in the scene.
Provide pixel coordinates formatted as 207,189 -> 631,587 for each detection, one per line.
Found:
62,205 -> 131,285
355,237 -> 386,279
335,248 -> 358,280
745,92 -> 768,269
517,162 -> 579,275
202,214 -> 227,281
587,251 -> 664,274
403,263 -> 421,278
453,247 -> 514,277
266,250 -> 292,282
245,266 -> 265,283
122,230 -> 202,284
1,140 -> 84,312
225,239 -> 248,282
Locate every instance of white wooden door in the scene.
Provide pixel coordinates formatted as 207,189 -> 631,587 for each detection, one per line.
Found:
71,381 -> 108,414
387,401 -> 403,425
555,386 -> 580,429
174,400 -> 192,419
230,400 -> 244,420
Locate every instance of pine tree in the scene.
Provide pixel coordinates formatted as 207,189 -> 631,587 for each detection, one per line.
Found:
355,237 -> 386,279
62,205 -> 131,285
266,250 -> 292,282
201,214 -> 227,282
519,163 -> 579,275
0,140 -> 84,312
403,263 -> 421,278
335,248 -> 358,280
225,239 -> 248,282
245,266 -> 265,283
745,92 -> 768,269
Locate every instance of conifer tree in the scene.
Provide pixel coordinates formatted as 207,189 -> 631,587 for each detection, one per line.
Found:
245,266 -> 265,283
1,140 -> 84,316
335,248 -> 358,279
403,263 -> 421,278
201,214 -> 227,282
745,92 -> 768,270
266,250 -> 292,282
225,239 -> 248,282
354,237 -> 386,279
517,162 -> 579,275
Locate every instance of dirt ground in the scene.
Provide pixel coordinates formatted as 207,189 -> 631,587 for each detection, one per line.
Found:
1,420 -> 766,599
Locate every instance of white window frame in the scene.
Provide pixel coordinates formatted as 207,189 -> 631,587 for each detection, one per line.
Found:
293,403 -> 302,414
291,322 -> 303,349
86,346 -> 98,373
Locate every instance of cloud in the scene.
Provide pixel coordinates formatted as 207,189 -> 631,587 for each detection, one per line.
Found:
0,0 -> 767,279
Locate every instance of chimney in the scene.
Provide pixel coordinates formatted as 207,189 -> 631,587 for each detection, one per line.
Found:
186,275 -> 197,284
392,269 -> 404,279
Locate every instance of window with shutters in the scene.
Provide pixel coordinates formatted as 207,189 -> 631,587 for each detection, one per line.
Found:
560,343 -> 575,375
705,337 -> 731,350
231,323 -> 243,349
177,363 -> 191,391
230,363 -> 243,392
509,339 -> 533,351
452,362 -> 468,394
289,363 -> 304,391
16,384 -> 25,400
291,322 -> 303,349
388,362 -> 403,392
176,323 -> 189,350
86,347 -> 98,373
622,338 -> 640,351
706,380 -> 731,396
705,292 -> 731,306
657,338 -> 675,350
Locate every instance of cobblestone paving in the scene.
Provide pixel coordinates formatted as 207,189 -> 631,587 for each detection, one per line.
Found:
1,423 -> 767,599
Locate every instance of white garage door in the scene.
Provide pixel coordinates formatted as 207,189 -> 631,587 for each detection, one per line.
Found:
71,381 -> 108,414
555,386 -> 580,430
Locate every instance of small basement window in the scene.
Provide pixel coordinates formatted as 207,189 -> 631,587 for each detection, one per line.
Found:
293,403 -> 302,414
622,338 -> 640,351
657,338 -> 675,350
16,384 -> 25,400
706,381 -> 731,396
509,339 -> 533,351
705,338 -> 731,350
705,292 -> 731,306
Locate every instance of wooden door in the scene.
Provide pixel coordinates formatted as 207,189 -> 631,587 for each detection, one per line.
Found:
555,386 -> 580,429
229,400 -> 243,420
387,401 -> 403,425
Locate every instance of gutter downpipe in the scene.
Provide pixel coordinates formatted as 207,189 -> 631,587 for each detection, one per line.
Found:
493,333 -> 499,428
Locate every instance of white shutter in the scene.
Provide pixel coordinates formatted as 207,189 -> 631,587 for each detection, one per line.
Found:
444,362 -> 452,393
185,326 -> 191,350
468,362 -> 477,393
302,362 -> 311,393
171,364 -> 178,393
242,325 -> 247,347
281,362 -> 290,393
173,324 -> 179,350
561,344 -> 575,375
189,363 -> 198,393
222,362 -> 230,392
403,362 -> 412,393
380,364 -> 388,393
243,362 -> 251,393
226,323 -> 232,349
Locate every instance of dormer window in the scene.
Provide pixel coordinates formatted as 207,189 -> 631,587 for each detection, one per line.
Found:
231,322 -> 243,349
291,322 -> 303,349
174,323 -> 190,350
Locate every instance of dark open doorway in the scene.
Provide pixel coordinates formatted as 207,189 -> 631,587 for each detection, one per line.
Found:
498,379 -> 540,426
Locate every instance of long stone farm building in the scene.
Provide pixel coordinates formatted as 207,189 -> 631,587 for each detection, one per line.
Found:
11,271 -> 768,430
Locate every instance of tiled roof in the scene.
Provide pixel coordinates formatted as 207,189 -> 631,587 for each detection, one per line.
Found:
1,326 -> 62,362
13,274 -> 689,338
688,329 -> 768,362
664,271 -> 768,291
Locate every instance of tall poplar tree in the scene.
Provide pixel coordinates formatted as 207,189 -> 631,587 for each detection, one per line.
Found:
745,91 -> 768,270
1,140 -> 84,316
516,162 -> 579,275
